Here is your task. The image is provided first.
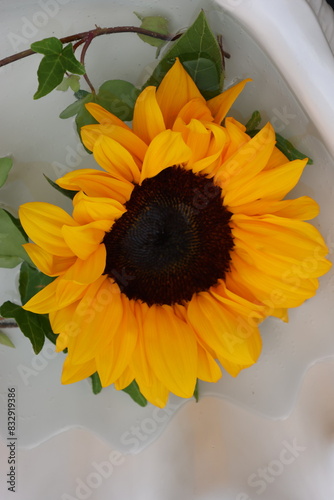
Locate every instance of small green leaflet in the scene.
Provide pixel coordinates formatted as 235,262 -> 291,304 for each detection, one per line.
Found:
134,12 -> 169,55
122,380 -> 147,406
0,209 -> 32,268
0,332 -> 15,348
144,11 -> 224,100
0,157 -> 13,188
0,263 -> 55,354
60,80 -> 140,150
31,37 -> 85,99
57,74 -> 81,92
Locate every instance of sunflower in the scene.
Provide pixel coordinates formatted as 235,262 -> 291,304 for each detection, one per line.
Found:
19,59 -> 331,407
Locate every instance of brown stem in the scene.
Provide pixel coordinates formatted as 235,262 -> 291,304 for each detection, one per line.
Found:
0,26 -> 178,68
0,318 -> 18,328
80,32 -> 96,94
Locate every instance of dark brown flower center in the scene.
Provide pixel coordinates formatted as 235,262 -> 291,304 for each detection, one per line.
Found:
103,166 -> 234,305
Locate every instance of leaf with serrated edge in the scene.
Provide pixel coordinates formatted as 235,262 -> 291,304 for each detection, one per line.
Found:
0,157 -> 13,188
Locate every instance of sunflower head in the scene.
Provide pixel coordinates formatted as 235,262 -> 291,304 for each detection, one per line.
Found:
19,58 -> 331,407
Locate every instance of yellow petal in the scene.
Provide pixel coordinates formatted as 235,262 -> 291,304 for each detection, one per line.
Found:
23,277 -> 88,314
190,122 -> 228,175
215,123 -> 275,190
137,377 -> 169,408
72,191 -> 125,225
85,102 -> 130,129
225,159 -> 308,207
230,196 -> 320,220
61,356 -> 96,385
176,97 -> 214,124
96,294 -> 138,386
67,278 -> 123,364
156,58 -> 204,128
187,292 -> 262,365
221,117 -> 249,159
114,367 -> 135,391
62,219 -> 112,260
133,86 -> 165,143
197,344 -> 222,382
207,79 -> 252,124
81,124 -> 147,163
143,304 -> 198,398
23,243 -> 76,276
56,169 -> 133,204
93,135 -> 141,183
62,244 -> 106,284
140,130 -> 191,181
19,202 -> 77,257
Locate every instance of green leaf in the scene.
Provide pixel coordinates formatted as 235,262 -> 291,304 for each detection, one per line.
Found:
3,210 -> 28,241
32,39 -> 85,99
33,54 -> 65,99
144,11 -> 224,100
19,262 -> 54,303
57,75 -> 80,92
97,80 -> 140,121
60,81 -> 140,150
245,110 -> 262,132
0,332 -> 15,348
61,44 -> 86,75
0,209 -> 32,268
275,133 -> 313,165
69,75 -> 81,92
0,263 -> 56,354
31,37 -> 63,55
134,12 -> 169,48
43,175 -> 77,200
0,157 -> 13,188
122,380 -> 147,407
90,372 -> 103,394
0,301 -> 46,354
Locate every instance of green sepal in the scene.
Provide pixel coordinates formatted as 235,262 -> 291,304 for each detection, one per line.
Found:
43,175 -> 77,200
122,380 -> 147,407
193,379 -> 199,402
90,372 -> 103,394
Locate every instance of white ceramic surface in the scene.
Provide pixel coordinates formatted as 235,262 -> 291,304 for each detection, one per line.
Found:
0,1 -> 334,497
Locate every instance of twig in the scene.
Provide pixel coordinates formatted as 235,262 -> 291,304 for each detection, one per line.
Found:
0,26 -> 178,68
0,318 -> 18,328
